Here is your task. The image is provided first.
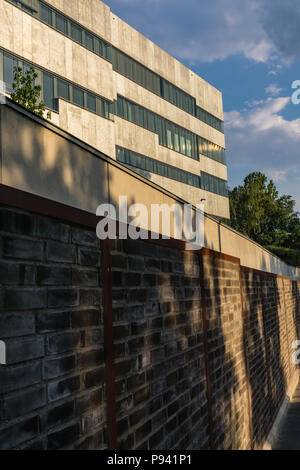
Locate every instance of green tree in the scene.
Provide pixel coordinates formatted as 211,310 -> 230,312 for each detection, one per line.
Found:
11,66 -> 51,119
229,172 -> 300,248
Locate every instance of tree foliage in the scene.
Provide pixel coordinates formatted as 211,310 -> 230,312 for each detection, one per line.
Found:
11,66 -> 51,119
229,172 -> 300,249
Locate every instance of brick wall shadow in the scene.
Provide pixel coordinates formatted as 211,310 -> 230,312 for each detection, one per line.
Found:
202,253 -> 251,449
110,239 -> 210,450
242,269 -> 288,449
0,206 -> 108,450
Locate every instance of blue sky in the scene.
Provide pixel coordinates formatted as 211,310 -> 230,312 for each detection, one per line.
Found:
105,0 -> 300,210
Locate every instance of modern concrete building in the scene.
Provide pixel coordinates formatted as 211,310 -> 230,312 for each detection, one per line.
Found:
0,0 -> 230,219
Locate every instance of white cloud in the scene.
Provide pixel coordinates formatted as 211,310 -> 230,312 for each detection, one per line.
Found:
265,169 -> 288,182
106,0 -> 300,65
106,0 -> 275,63
265,84 -> 283,96
226,96 -> 300,137
225,97 -> 300,190
225,96 -> 300,208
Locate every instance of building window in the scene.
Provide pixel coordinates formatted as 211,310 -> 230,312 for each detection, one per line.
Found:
42,72 -> 54,109
87,93 -> 96,113
72,86 -> 84,107
40,2 -> 52,26
71,22 -> 82,44
85,32 -> 94,52
57,79 -> 69,101
201,172 -> 228,197
56,12 -> 68,35
1,49 -> 113,119
3,53 -> 18,92
115,95 -> 202,161
116,146 -> 202,189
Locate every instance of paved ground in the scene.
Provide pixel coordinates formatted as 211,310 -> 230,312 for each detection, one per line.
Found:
273,380 -> 300,450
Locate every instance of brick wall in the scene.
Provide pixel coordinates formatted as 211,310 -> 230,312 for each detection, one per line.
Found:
0,206 -> 107,450
110,240 -> 209,450
0,204 -> 300,450
202,252 -> 251,450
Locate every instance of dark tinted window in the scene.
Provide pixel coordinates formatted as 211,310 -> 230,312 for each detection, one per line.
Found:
72,86 -> 84,107
56,13 -> 68,35
40,3 -> 52,25
3,53 -> 18,92
43,72 -> 54,109
71,22 -> 82,43
57,79 -> 69,100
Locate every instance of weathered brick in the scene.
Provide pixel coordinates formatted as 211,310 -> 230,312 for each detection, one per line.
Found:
0,416 -> 39,450
85,367 -> 106,389
131,321 -> 148,336
75,389 -> 102,415
40,401 -> 74,432
111,254 -> 127,269
117,417 -> 128,436
47,331 -> 80,354
135,420 -> 152,443
115,359 -> 132,378
47,422 -> 81,449
37,310 -> 70,333
77,348 -> 104,370
118,433 -> 134,450
114,324 -> 130,340
0,262 -> 19,285
72,227 -> 97,247
37,266 -> 71,286
36,216 -> 70,242
3,385 -> 46,419
126,273 -> 141,286
43,355 -> 76,380
0,209 -> 35,236
2,236 -> 43,261
128,289 -> 147,303
152,408 -> 168,430
149,428 -> 165,449
21,438 -> 46,450
48,289 -> 78,308
79,249 -> 100,267
5,288 -> 46,310
82,406 -> 105,433
112,271 -> 123,286
129,407 -> 147,427
72,268 -> 98,287
134,386 -> 150,406
127,373 -> 145,391
19,265 -> 36,285
48,376 -> 80,403
46,241 -> 75,264
0,312 -> 35,338
6,336 -> 45,364
79,289 -> 102,306
0,362 -> 41,394
84,328 -> 103,347
71,309 -> 100,328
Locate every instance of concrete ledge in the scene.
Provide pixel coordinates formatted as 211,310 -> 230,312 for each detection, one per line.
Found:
263,370 -> 300,450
